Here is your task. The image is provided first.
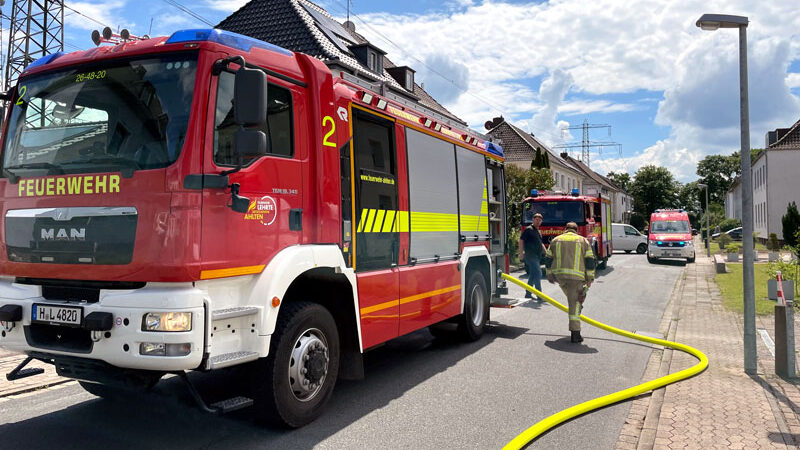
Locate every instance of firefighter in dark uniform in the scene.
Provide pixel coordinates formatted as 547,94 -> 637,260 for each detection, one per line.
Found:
544,222 -> 596,343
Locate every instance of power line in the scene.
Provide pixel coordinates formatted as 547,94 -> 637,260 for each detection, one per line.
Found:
63,3 -> 108,28
162,0 -> 214,27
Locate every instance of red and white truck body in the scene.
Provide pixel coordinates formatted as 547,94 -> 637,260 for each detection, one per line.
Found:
0,29 -> 508,425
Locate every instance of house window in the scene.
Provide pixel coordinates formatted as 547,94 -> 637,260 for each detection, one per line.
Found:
561,174 -> 565,187
405,71 -> 414,91
367,51 -> 378,72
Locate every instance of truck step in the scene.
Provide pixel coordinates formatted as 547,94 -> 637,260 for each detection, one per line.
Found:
6,356 -> 45,381
208,351 -> 260,370
6,367 -> 45,381
210,396 -> 254,414
211,306 -> 259,321
490,297 -> 527,309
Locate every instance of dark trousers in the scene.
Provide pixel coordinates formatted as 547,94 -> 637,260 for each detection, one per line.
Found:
524,254 -> 542,297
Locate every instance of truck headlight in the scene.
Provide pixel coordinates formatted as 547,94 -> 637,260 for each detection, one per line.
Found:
143,312 -> 192,332
685,240 -> 693,246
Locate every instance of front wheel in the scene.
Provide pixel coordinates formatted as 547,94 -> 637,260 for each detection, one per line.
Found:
457,271 -> 489,341
636,243 -> 647,254
647,255 -> 657,264
597,257 -> 608,270
687,253 -> 696,263
250,301 -> 340,428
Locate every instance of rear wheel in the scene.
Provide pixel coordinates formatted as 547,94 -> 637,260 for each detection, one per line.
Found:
457,271 -> 489,341
250,301 -> 340,428
636,243 -> 647,254
597,257 -> 608,270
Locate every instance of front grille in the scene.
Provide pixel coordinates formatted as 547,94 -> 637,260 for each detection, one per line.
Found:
5,208 -> 137,265
25,324 -> 93,353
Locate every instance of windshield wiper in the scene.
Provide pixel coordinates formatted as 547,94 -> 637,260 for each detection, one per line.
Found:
3,162 -> 64,183
62,156 -> 142,178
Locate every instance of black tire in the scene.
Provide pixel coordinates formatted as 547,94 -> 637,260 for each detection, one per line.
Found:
624,250 -> 632,254
647,255 -> 657,264
597,257 -> 608,270
687,254 -> 696,263
457,271 -> 489,342
251,301 -> 340,428
636,243 -> 647,254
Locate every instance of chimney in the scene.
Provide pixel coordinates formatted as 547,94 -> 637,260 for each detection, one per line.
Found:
560,152 -> 568,159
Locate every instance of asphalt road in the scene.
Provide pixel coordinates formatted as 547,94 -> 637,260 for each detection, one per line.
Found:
0,253 -> 685,449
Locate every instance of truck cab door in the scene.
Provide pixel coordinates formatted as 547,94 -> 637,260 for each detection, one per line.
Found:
199,68 -> 304,276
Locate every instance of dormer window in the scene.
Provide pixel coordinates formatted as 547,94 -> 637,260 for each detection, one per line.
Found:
348,43 -> 386,75
386,66 -> 416,92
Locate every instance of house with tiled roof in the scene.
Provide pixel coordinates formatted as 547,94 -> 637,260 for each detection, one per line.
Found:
560,154 -> 633,223
216,0 -> 467,127
484,116 -> 586,193
744,119 -> 800,242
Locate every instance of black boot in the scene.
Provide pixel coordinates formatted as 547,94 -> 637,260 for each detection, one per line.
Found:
571,330 -> 583,343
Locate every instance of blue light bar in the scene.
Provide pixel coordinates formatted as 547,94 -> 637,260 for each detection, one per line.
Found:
485,141 -> 504,158
166,29 -> 292,56
657,241 -> 663,245
530,189 -> 538,197
25,52 -> 65,70
571,188 -> 580,196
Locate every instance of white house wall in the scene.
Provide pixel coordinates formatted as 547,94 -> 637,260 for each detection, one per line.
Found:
766,150 -> 800,241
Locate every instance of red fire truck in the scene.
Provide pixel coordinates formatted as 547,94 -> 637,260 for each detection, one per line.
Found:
0,29 -> 509,426
521,189 -> 612,269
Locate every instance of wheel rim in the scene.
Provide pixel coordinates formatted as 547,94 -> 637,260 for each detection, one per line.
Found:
287,327 -> 329,402
469,281 -> 485,326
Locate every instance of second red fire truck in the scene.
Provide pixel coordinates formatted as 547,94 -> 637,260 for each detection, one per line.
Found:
521,189 -> 612,269
0,29 -> 509,426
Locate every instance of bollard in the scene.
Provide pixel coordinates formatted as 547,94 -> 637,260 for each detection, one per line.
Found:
775,271 -> 797,379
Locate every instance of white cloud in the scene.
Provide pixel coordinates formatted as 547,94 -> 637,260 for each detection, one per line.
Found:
350,0 -> 800,180
788,73 -> 800,89
65,1 -> 131,32
528,70 -> 573,146
416,54 -> 469,104
203,1 -> 250,12
558,100 -> 638,116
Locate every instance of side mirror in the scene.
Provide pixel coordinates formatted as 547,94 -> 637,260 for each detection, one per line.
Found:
234,128 -> 267,159
228,183 -> 251,214
234,67 -> 267,127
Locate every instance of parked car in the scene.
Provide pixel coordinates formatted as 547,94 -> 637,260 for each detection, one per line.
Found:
612,223 -> 648,254
712,227 -> 743,241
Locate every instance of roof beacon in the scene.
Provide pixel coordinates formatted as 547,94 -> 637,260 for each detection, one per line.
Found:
530,189 -> 539,197
571,188 -> 580,196
92,27 -> 149,46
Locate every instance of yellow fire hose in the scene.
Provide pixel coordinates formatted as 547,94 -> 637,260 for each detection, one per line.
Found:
500,273 -> 708,450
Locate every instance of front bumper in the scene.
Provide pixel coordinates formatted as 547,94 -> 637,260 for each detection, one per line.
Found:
0,279 -> 206,371
648,243 -> 695,259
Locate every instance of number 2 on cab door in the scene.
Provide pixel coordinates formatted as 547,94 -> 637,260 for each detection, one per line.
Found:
322,116 -> 336,147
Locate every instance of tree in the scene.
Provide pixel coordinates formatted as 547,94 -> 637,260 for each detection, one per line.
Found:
628,165 -> 679,216
782,201 -> 800,250
677,181 -> 701,214
531,147 -> 549,169
696,153 -> 739,206
505,164 -> 556,233
606,171 -> 631,191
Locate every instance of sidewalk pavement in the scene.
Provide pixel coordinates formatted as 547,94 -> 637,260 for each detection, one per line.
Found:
616,251 -> 800,450
0,347 -> 72,398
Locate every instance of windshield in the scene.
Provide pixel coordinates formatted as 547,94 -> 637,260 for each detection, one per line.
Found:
523,200 -> 586,226
2,53 -> 198,178
651,220 -> 690,233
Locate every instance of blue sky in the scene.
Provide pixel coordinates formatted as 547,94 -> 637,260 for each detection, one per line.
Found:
22,0 -> 800,181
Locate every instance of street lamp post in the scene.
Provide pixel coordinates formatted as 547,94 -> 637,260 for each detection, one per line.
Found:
697,183 -> 710,257
696,13 -> 756,374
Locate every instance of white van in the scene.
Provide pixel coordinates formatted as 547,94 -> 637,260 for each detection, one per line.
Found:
612,223 -> 648,254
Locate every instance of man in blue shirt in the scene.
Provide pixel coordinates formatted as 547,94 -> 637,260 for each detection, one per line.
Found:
519,213 -> 547,300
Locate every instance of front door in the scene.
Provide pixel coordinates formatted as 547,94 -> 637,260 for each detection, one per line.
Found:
200,68 -> 304,276
351,109 -> 400,348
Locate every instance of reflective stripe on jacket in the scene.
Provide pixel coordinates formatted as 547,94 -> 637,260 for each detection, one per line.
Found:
545,230 -> 595,281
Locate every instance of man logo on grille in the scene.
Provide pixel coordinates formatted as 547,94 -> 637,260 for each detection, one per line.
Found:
41,228 -> 86,241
